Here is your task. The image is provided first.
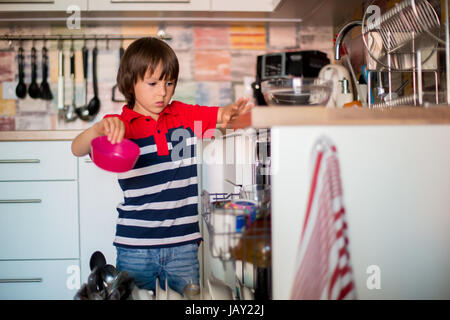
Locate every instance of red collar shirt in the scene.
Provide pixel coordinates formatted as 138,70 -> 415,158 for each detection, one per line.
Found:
104,101 -> 218,248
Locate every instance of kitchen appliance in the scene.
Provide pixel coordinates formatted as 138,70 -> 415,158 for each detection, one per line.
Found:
252,51 -> 330,105
318,64 -> 354,107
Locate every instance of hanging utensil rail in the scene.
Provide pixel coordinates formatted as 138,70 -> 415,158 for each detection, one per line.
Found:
1,33 -> 172,43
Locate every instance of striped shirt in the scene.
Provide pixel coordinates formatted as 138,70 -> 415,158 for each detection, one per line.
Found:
104,101 -> 219,248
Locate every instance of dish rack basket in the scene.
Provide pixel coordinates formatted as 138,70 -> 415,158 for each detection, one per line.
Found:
362,0 -> 443,107
201,190 -> 271,269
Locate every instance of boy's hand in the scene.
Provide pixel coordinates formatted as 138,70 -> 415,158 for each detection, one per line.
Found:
219,97 -> 254,128
95,117 -> 125,144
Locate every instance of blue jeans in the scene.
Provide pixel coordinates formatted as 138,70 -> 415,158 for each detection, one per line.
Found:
116,243 -> 200,296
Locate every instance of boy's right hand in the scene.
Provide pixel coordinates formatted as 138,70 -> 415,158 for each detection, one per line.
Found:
95,117 -> 125,144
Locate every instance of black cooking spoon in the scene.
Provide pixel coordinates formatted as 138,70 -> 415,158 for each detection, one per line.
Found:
39,46 -> 53,100
15,46 -> 27,99
28,46 -> 40,99
87,46 -> 100,117
77,44 -> 100,121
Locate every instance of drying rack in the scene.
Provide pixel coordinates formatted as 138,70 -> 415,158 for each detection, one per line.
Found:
361,0 -> 446,108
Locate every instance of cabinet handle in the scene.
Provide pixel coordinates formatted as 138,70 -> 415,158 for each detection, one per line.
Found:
0,159 -> 40,164
84,159 -> 92,163
0,199 -> 42,204
0,278 -> 43,284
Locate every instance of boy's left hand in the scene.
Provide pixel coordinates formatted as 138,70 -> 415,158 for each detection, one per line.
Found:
219,97 -> 254,128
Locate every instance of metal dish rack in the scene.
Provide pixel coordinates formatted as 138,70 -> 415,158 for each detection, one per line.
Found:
201,190 -> 272,299
362,0 -> 446,107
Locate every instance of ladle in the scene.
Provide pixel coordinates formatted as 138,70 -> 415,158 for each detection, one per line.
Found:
28,45 -> 40,99
86,43 -> 101,118
64,40 -> 78,122
57,40 -> 65,120
76,44 -> 90,120
89,251 -> 107,271
15,45 -> 27,99
101,264 -> 119,296
39,44 -> 53,101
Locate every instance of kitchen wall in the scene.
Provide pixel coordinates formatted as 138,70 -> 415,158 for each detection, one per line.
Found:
0,22 -> 333,131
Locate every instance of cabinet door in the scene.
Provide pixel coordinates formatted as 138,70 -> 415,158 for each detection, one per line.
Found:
0,141 -> 77,181
88,0 -> 209,11
0,0 -> 87,12
211,0 -> 279,12
0,181 -> 79,260
78,156 -> 123,283
0,260 -> 80,300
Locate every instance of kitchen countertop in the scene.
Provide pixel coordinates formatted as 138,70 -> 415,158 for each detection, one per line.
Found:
229,105 -> 450,128
1,106 -> 450,141
0,130 -> 83,141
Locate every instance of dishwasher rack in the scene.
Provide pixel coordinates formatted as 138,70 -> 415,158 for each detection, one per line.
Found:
201,190 -> 272,299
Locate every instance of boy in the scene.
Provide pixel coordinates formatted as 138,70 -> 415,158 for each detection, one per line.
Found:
71,37 -> 253,296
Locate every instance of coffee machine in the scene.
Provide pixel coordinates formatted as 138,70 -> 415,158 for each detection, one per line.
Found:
252,50 -> 331,105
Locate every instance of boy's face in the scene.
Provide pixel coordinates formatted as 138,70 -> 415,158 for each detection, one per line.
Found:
133,62 -> 175,120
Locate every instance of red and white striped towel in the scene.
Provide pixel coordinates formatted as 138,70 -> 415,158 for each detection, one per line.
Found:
290,138 -> 356,300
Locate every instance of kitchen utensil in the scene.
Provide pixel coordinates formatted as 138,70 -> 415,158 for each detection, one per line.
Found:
261,77 -> 333,106
101,264 -> 119,296
112,44 -> 126,102
57,41 -> 65,120
76,44 -> 90,120
64,41 -> 77,122
77,42 -> 100,121
39,44 -> 53,101
89,251 -> 107,271
28,46 -> 40,99
109,271 -> 134,300
86,44 -> 100,118
91,136 -> 140,173
15,45 -> 27,99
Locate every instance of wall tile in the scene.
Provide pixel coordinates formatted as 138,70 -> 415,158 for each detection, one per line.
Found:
194,50 -> 230,81
196,82 -> 232,106
165,25 -> 193,51
0,51 -> 15,82
230,25 -> 266,50
194,26 -> 229,49
0,116 -> 15,130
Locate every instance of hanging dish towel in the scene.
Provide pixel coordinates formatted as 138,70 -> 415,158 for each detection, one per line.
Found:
290,137 -> 356,300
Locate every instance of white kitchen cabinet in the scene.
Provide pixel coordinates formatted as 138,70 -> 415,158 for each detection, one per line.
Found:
78,155 -> 123,284
0,260 -> 80,300
0,181 -> 79,260
0,0 -> 87,12
0,140 -> 80,300
88,0 -> 209,11
211,0 -> 282,12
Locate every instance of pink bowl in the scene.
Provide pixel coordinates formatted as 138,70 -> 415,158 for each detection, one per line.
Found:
91,136 -> 140,173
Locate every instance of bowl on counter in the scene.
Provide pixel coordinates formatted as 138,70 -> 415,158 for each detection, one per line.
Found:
261,77 -> 333,106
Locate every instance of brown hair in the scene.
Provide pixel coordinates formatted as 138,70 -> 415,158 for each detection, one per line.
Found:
117,37 -> 179,108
